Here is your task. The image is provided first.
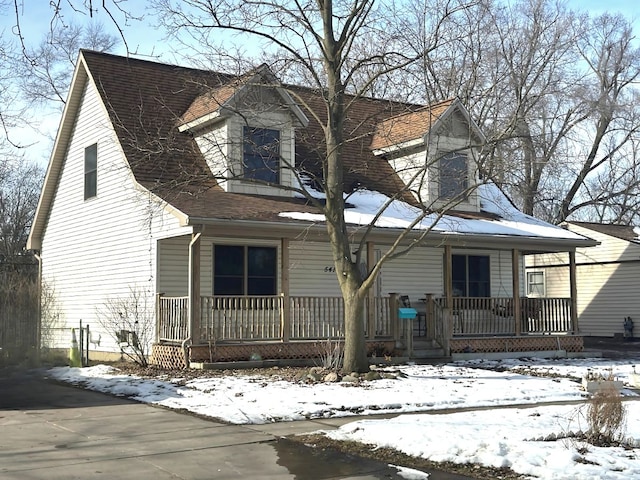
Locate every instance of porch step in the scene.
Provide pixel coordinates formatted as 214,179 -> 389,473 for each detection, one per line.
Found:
410,340 -> 446,360
411,348 -> 446,359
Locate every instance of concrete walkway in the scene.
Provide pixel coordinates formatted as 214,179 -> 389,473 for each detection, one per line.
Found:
0,368 -> 471,480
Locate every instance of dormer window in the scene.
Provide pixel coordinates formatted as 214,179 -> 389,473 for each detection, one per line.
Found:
439,151 -> 468,199
243,126 -> 280,183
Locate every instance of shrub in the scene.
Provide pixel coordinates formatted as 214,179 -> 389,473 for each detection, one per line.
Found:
584,382 -> 627,446
96,286 -> 154,367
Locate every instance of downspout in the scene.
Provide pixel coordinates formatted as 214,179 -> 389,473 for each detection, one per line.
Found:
183,232 -> 202,368
33,252 -> 42,364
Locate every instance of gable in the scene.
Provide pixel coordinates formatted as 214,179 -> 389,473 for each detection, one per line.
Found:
569,223 -> 640,264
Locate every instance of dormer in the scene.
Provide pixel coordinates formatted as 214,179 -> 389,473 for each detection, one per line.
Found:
371,98 -> 485,212
178,65 -> 308,197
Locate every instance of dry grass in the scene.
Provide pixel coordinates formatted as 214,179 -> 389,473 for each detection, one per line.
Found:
316,337 -> 343,371
585,382 -> 627,446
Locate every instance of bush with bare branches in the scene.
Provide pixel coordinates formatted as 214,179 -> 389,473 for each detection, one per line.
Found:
96,286 -> 154,367
316,337 -> 344,371
584,383 -> 627,447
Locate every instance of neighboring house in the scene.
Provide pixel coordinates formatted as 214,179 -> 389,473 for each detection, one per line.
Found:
526,221 -> 640,338
27,51 -> 597,367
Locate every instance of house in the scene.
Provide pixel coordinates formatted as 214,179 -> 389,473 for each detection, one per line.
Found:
526,221 -> 640,338
27,50 -> 597,367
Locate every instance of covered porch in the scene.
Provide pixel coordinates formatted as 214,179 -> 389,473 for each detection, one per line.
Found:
151,234 -> 584,369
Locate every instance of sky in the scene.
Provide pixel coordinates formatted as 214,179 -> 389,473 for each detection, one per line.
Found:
49,355 -> 640,480
1,0 -> 638,167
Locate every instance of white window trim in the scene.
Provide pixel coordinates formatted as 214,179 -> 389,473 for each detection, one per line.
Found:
526,271 -> 545,297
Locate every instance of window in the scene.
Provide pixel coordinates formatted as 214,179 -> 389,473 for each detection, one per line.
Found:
527,271 -> 545,296
439,152 -> 468,199
451,254 -> 490,297
214,245 -> 277,295
243,127 -> 280,183
84,143 -> 97,199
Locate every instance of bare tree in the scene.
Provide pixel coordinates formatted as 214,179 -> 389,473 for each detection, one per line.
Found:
554,12 -> 640,223
0,1 -> 127,151
14,21 -> 118,108
400,0 -> 640,224
96,286 -> 155,367
0,159 -> 43,262
8,0 -> 137,55
154,0 -> 478,372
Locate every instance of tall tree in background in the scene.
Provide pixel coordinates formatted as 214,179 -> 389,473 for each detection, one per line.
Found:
15,21 -> 118,108
388,0 -> 640,224
0,159 -> 43,262
554,12 -> 640,223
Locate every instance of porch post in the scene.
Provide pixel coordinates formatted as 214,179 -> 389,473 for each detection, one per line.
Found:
366,241 -> 375,339
155,293 -> 164,342
188,231 -> 202,345
569,249 -> 579,334
512,248 -> 521,336
389,293 -> 400,340
443,245 -> 453,354
281,238 -> 290,342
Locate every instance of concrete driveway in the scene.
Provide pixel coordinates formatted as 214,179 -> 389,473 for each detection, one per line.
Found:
0,368 -> 471,480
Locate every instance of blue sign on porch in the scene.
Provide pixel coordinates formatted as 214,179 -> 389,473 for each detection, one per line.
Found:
398,308 -> 417,319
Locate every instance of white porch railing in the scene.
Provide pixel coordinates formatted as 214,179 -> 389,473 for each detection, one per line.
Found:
432,296 -> 573,336
156,294 -> 394,343
156,294 -> 573,344
156,295 -> 189,343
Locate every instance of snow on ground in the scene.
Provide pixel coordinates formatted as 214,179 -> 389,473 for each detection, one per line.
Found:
49,356 -> 640,479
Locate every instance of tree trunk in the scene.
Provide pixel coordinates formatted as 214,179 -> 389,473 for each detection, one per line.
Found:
341,286 -> 369,373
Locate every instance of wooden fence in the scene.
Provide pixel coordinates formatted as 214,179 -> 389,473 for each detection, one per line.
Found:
0,264 -> 39,366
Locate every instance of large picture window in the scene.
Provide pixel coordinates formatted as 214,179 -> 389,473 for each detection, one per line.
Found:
439,152 -> 468,199
451,254 -> 490,297
243,127 -> 280,183
214,245 -> 277,296
84,143 -> 97,199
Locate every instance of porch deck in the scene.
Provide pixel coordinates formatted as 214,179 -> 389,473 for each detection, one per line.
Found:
153,294 -> 581,368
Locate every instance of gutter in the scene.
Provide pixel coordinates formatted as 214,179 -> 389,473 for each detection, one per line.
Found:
184,216 -> 599,250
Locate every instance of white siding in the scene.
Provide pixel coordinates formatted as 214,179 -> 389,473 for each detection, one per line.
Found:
157,235 -> 190,296
381,248 -> 443,303
289,241 -> 342,296
195,123 -> 230,190
426,135 -> 480,212
287,242 -> 519,303
574,262 -> 640,336
570,224 -> 640,264
527,224 -> 640,336
41,79 -> 189,354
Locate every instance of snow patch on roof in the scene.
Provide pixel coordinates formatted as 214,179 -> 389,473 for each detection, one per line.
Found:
282,182 -> 587,241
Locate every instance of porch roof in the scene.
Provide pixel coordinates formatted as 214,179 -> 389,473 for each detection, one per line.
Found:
171,183 -> 597,252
